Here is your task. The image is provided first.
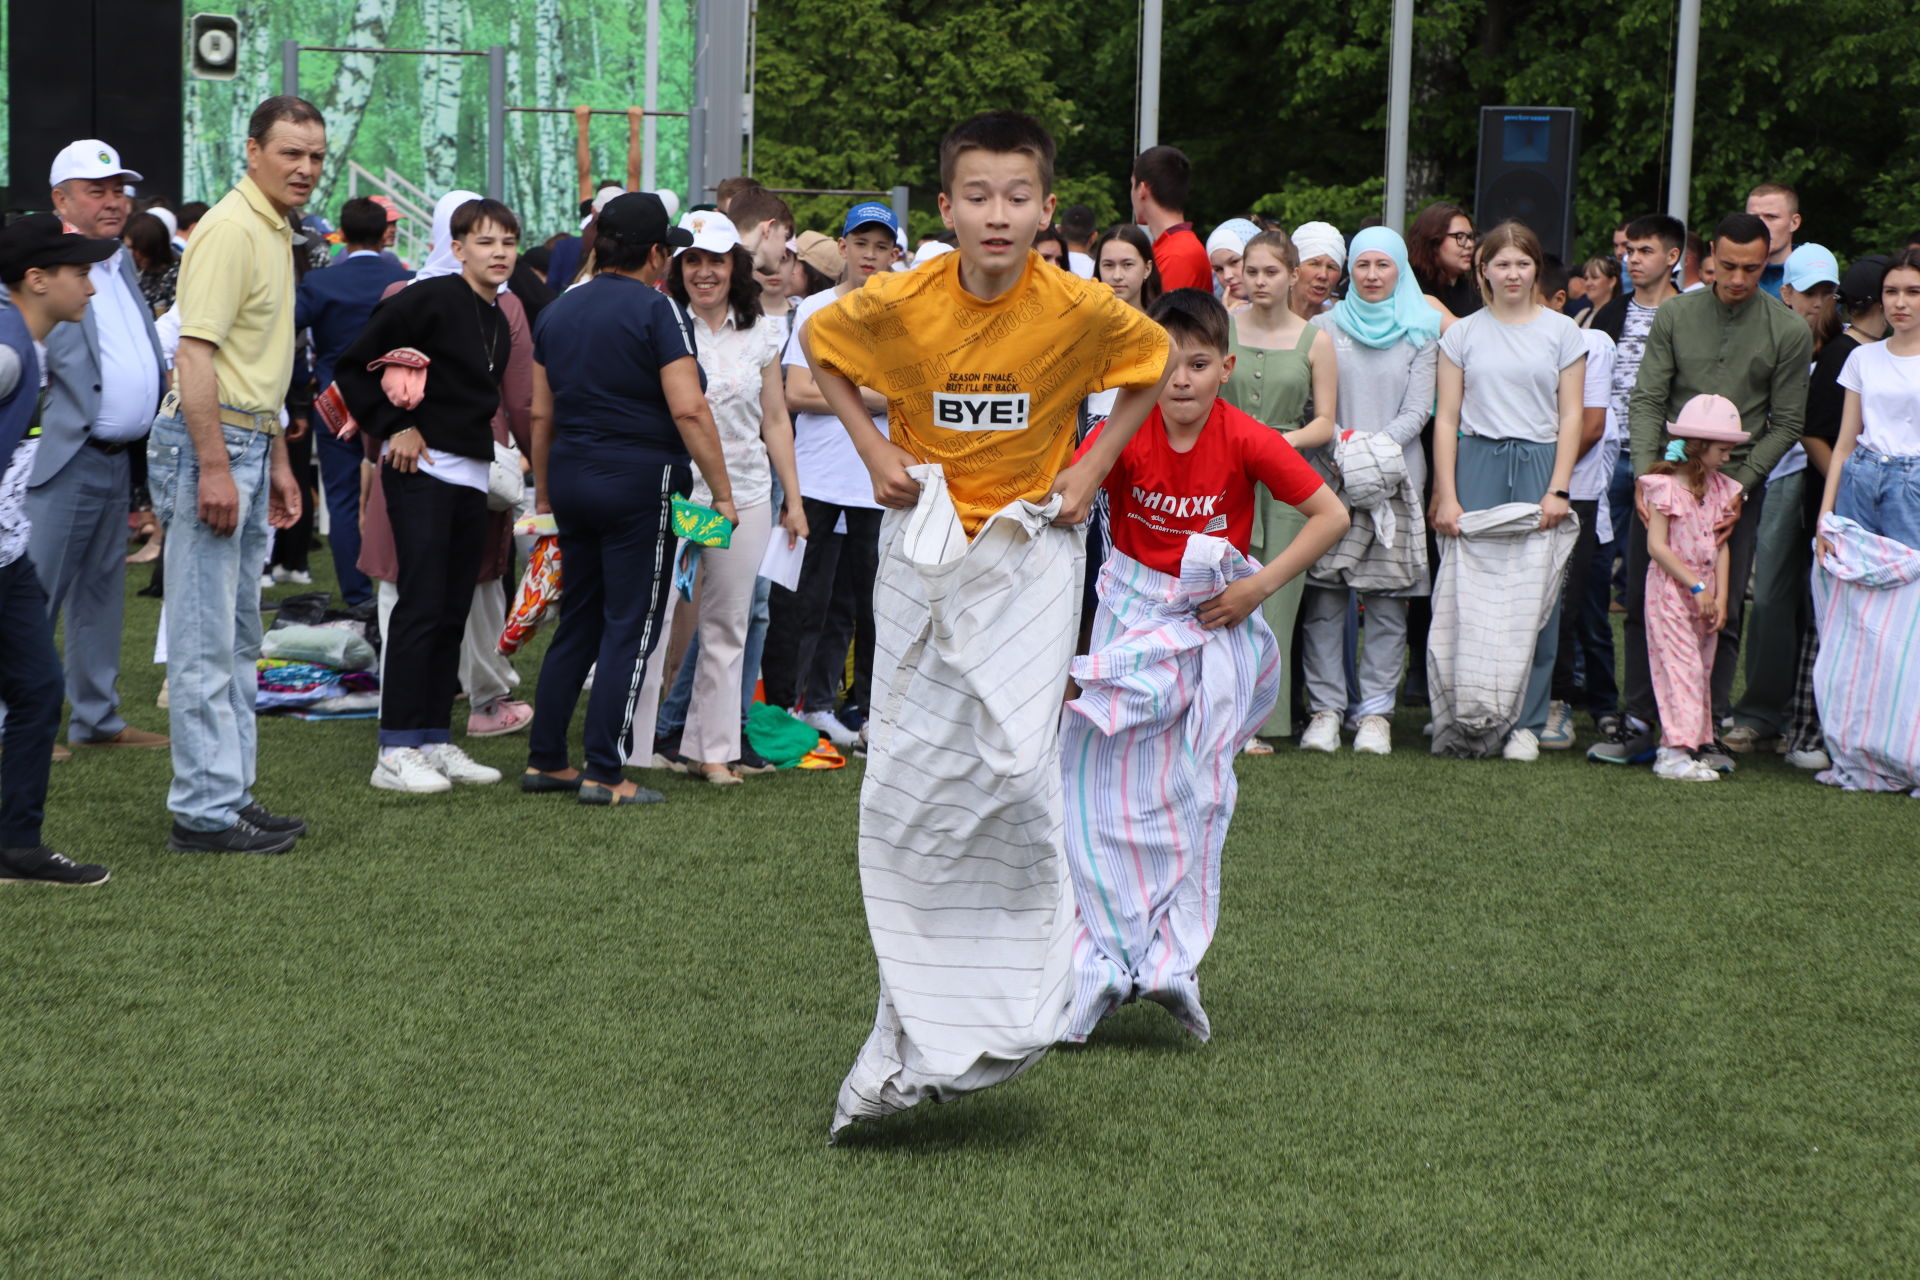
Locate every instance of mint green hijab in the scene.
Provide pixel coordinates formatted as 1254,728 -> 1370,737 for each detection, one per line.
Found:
1329,226 -> 1441,350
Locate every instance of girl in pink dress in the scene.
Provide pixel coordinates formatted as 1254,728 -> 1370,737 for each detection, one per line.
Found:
1638,394 -> 1748,782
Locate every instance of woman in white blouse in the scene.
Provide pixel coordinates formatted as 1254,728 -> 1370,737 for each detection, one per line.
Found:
664,211 -> 808,783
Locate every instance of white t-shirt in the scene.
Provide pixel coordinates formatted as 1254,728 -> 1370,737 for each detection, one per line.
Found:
1838,340 -> 1920,457
1068,251 -> 1095,280
1571,330 -> 1618,529
1440,306 -> 1587,444
783,287 -> 882,509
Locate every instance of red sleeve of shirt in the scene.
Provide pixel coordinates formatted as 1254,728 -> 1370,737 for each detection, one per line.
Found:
1072,419 -> 1104,464
1234,409 -> 1324,506
1154,230 -> 1214,293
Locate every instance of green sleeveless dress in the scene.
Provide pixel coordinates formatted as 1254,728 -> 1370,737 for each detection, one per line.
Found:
1221,318 -> 1318,739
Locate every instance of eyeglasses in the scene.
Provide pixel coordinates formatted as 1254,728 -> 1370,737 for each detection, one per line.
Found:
1446,231 -> 1478,248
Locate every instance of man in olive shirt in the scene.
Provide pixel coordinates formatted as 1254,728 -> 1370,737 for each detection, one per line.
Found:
1589,212 -> 1812,770
150,96 -> 322,854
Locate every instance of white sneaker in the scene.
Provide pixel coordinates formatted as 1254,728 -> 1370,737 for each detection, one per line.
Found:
1784,748 -> 1831,771
1502,728 -> 1540,762
1539,700 -> 1576,750
1653,746 -> 1719,782
1353,715 -> 1392,755
801,708 -> 857,748
372,747 -> 453,793
258,573 -> 276,590
424,742 -> 502,785
1298,710 -> 1342,753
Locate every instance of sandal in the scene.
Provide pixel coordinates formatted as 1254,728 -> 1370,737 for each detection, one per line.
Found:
521,768 -> 583,794
578,781 -> 665,806
1241,739 -> 1275,756
694,764 -> 743,786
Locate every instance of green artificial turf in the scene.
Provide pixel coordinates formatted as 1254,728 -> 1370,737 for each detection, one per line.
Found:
4,559 -> 1916,1277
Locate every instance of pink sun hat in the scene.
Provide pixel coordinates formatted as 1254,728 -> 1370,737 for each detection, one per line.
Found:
1666,393 -> 1747,443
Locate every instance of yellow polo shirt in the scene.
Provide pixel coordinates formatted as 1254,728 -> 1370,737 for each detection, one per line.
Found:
175,175 -> 295,417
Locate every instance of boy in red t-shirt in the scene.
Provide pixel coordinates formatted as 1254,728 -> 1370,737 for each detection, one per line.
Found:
1063,288 -> 1347,1043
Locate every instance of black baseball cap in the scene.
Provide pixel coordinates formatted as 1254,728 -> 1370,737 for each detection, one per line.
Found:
596,192 -> 693,250
0,213 -> 118,285
1838,254 -> 1890,310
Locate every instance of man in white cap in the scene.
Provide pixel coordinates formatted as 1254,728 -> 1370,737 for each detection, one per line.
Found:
23,140 -> 170,756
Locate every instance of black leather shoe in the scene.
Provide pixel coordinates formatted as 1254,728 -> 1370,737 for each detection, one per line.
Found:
239,804 -> 307,838
167,819 -> 298,855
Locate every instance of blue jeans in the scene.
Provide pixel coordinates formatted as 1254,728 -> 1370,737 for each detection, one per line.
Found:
148,414 -> 274,832
1835,448 -> 1920,548
657,571 -> 770,739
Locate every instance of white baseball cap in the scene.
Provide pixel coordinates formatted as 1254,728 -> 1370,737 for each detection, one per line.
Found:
673,208 -> 742,257
50,139 -> 143,188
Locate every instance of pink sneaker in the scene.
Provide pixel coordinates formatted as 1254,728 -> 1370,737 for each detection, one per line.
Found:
467,698 -> 533,737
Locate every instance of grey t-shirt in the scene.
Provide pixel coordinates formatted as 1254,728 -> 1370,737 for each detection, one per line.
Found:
1609,299 -> 1658,428
1439,306 -> 1586,443
1311,312 -> 1439,494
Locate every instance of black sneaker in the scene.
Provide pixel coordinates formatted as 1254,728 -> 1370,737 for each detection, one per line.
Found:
239,804 -> 307,838
1587,721 -> 1658,765
837,703 -> 868,733
735,746 -> 778,775
167,818 -> 298,855
0,845 -> 110,886
1697,740 -> 1736,774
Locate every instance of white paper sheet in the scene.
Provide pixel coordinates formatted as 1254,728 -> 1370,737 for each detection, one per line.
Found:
757,532 -> 806,592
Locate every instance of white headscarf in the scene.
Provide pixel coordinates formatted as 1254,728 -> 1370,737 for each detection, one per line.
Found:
413,189 -> 485,283
1292,220 -> 1347,269
1205,217 -> 1260,259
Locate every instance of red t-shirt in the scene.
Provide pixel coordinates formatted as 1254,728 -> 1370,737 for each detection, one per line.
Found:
1153,224 -> 1213,293
1083,399 -> 1324,576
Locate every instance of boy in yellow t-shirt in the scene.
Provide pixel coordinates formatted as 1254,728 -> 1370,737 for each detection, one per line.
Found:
805,112 -> 1170,1139
804,115 -> 1169,532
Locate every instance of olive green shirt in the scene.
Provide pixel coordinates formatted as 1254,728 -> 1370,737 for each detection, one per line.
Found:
1626,286 -> 1812,491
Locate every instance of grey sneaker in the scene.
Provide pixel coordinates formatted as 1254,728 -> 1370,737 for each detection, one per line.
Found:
1587,721 -> 1657,765
1697,740 -> 1736,773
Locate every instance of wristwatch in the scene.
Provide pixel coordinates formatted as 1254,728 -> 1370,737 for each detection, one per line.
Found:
1550,489 -> 1571,500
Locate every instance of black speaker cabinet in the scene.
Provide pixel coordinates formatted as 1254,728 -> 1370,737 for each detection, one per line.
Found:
1474,107 -> 1579,264
8,1 -> 184,213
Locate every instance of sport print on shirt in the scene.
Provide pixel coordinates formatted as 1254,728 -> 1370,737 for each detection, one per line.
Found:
807,252 -> 1169,534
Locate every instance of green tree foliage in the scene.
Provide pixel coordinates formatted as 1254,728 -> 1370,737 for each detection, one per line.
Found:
753,0 -> 1920,262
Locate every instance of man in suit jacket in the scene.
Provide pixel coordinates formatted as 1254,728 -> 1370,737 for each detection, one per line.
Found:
295,196 -> 411,605
25,140 -> 170,751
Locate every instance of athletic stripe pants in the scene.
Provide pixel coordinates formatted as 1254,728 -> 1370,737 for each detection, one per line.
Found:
528,451 -> 686,784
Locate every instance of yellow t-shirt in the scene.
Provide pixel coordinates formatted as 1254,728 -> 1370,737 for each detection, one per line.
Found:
806,252 -> 1169,534
175,176 -> 296,417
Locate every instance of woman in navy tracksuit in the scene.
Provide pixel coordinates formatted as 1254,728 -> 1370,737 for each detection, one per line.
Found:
522,193 -> 736,805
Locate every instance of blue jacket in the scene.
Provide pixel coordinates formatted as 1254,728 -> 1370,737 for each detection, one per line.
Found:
296,251 -> 414,394
29,252 -> 166,486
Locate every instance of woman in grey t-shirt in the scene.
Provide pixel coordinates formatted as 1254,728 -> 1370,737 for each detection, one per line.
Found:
1430,221 -> 1586,760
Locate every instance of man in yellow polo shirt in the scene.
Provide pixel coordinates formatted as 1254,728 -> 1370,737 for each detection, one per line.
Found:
149,95 -> 322,856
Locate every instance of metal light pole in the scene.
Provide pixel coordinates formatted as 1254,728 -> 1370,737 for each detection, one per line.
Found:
644,0 -> 661,191
1667,0 -> 1701,226
487,46 -> 506,200
1137,0 -> 1162,155
1384,0 -> 1413,230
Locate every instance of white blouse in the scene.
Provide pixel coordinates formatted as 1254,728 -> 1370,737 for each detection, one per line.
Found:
690,310 -> 785,508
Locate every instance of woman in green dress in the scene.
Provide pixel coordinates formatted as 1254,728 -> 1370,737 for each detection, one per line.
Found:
1220,228 -> 1338,747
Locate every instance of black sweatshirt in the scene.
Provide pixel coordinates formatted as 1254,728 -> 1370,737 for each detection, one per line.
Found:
334,274 -> 506,461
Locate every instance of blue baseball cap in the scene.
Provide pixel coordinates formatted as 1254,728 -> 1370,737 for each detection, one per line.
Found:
1784,242 -> 1839,293
842,202 -> 898,237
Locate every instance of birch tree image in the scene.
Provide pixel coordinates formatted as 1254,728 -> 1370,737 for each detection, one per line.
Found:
417,0 -> 467,196
533,0 -> 574,232
311,0 -> 401,220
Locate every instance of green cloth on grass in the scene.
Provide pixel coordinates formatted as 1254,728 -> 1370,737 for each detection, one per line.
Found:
746,702 -> 821,769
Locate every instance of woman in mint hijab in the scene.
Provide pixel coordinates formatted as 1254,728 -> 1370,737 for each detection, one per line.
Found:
1296,227 -> 1445,756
